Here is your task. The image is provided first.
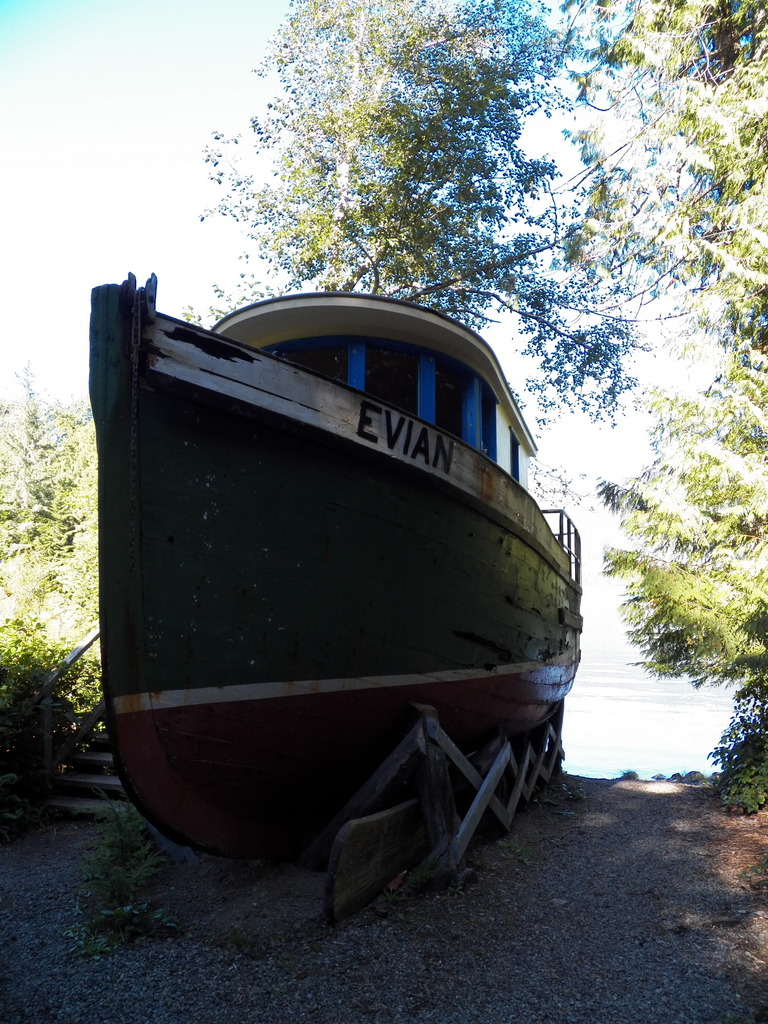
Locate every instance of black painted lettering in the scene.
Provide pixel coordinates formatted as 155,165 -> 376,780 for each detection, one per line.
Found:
410,426 -> 430,464
432,434 -> 455,473
384,410 -> 406,450
356,400 -> 381,443
402,419 -> 414,455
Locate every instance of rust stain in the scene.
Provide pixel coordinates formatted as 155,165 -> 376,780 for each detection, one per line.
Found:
119,693 -> 147,714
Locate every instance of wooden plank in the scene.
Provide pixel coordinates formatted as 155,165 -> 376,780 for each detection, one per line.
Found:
55,772 -> 124,791
52,701 -> 106,772
45,796 -> 109,815
325,799 -> 428,922
539,724 -> 563,783
451,741 -> 512,863
70,751 -> 114,769
505,744 -> 532,820
424,717 -> 511,828
523,741 -> 549,801
300,720 -> 427,870
415,728 -> 460,880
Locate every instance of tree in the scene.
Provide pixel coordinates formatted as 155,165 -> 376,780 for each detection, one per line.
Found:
600,359 -> 768,689
599,356 -> 768,808
566,0 -> 768,806
564,0 -> 768,353
0,378 -> 98,636
203,0 -> 639,417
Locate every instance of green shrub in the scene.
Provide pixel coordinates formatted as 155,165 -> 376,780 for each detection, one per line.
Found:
711,681 -> 768,814
66,802 -> 174,956
0,617 -> 102,839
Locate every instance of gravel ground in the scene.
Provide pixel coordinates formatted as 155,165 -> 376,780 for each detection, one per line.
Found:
2,777 -> 767,1024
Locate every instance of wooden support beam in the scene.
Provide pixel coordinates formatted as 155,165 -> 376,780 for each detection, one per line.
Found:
505,744 -> 532,820
423,717 -> 511,829
325,799 -> 428,922
415,721 -> 461,883
319,701 -> 567,919
300,719 -> 427,870
451,740 -> 511,863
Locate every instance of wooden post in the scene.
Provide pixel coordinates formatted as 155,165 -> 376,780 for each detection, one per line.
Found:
39,699 -> 53,791
415,726 -> 461,882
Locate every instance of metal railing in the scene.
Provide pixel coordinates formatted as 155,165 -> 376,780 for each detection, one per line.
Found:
542,509 -> 581,585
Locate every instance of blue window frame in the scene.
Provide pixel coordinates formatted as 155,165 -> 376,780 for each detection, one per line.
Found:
509,428 -> 520,481
268,335 -> 499,458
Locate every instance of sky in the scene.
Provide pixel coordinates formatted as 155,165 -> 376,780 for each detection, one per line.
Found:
0,0 -> 290,402
0,0 -> 682,653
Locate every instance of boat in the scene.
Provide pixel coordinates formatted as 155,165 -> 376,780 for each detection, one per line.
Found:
89,274 -> 582,859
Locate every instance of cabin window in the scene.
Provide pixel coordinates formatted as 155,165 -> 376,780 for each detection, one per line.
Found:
435,362 -> 464,441
268,335 -> 503,462
268,342 -> 347,382
364,346 -> 419,415
482,389 -> 498,462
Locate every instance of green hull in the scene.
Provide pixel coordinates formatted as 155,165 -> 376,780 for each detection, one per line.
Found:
90,280 -> 581,857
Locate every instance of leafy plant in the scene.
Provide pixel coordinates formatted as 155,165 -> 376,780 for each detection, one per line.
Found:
68,801 -> 174,957
711,683 -> 768,814
0,617 -> 102,839
499,836 -> 533,865
742,850 -> 768,888
0,772 -> 31,842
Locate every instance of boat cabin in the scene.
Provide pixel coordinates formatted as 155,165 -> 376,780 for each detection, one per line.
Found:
215,293 -> 536,488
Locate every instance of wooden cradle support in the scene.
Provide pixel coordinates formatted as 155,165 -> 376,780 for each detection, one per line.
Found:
304,701 -> 565,922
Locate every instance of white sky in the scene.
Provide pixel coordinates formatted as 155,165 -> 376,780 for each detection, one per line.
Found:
0,0 -> 290,401
0,0 -> 679,653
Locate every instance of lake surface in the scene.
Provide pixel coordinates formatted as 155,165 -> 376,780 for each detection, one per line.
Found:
561,650 -> 735,780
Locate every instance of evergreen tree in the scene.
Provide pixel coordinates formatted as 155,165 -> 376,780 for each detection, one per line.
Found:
564,0 -> 768,354
0,378 -> 98,636
566,0 -> 768,806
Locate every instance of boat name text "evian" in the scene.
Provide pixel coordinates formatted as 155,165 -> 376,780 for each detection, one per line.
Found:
356,400 -> 455,474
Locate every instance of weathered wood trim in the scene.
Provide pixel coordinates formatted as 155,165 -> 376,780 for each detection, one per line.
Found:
143,314 -> 576,586
559,607 -> 584,630
110,652 -> 577,713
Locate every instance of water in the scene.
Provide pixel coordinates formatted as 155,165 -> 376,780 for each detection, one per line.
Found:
562,650 -> 735,780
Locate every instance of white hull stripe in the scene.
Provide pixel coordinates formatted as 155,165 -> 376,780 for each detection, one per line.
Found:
112,654 -> 574,715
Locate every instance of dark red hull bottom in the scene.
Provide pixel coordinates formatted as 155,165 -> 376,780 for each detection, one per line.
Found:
112,667 -> 574,858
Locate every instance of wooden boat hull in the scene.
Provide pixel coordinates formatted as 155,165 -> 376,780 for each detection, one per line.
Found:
90,282 -> 581,858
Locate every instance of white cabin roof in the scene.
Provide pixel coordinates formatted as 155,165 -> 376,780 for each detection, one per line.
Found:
215,292 -> 536,457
